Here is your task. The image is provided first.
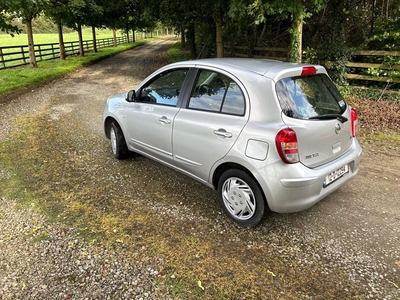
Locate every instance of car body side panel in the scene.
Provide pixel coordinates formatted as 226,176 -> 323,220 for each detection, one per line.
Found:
173,109 -> 248,182
121,103 -> 180,164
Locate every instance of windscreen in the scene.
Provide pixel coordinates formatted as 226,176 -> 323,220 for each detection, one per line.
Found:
276,74 -> 347,120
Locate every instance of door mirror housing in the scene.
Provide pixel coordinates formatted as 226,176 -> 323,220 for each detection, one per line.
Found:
126,90 -> 136,102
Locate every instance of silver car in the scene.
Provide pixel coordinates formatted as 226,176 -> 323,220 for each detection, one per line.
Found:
103,58 -> 362,227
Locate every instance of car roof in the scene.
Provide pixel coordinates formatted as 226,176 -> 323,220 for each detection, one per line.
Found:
170,58 -> 326,80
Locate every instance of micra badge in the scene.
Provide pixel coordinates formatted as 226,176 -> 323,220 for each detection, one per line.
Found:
305,153 -> 319,159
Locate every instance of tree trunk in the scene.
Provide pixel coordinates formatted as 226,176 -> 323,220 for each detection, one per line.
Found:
187,23 -> 196,58
370,0 -> 376,34
113,28 -> 117,47
78,23 -> 84,56
92,26 -> 97,52
289,4 -> 304,63
26,18 -> 37,67
215,17 -> 224,57
126,27 -> 130,43
57,21 -> 65,60
257,23 -> 267,47
132,30 -> 136,42
180,27 -> 185,48
214,3 -> 224,58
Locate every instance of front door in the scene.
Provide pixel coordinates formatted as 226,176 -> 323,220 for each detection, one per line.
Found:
123,68 -> 189,165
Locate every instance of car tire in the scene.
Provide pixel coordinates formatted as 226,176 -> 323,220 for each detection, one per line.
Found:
217,169 -> 265,227
110,122 -> 130,159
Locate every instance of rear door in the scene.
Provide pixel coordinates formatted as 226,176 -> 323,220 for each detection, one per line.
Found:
276,74 -> 353,168
172,68 -> 249,182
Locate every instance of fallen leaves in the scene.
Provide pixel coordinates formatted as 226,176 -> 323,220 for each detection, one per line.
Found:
348,97 -> 400,133
197,280 -> 205,290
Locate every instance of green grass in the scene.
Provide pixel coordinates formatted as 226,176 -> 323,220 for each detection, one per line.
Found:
167,41 -> 191,62
0,40 -> 148,98
0,28 -> 119,46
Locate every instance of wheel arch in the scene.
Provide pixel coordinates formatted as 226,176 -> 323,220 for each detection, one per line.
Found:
104,116 -> 118,139
212,162 -> 271,210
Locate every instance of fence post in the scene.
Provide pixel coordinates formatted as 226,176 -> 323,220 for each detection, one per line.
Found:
21,46 -> 26,64
38,45 -> 42,61
0,48 -> 5,69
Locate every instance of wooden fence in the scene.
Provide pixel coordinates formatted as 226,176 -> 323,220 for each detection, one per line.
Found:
0,31 -> 153,70
346,50 -> 400,83
227,46 -> 400,83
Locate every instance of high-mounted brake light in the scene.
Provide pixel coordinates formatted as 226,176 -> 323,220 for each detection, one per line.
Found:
275,128 -> 299,164
351,107 -> 359,137
301,66 -> 317,76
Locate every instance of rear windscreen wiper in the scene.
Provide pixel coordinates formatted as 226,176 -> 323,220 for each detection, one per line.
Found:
308,114 -> 348,123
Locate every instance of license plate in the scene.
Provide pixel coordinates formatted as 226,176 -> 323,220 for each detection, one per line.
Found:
324,164 -> 349,187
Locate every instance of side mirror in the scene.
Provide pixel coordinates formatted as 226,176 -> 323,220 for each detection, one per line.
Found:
126,90 -> 136,102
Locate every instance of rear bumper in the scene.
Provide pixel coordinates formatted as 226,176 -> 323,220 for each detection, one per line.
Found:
258,138 -> 362,213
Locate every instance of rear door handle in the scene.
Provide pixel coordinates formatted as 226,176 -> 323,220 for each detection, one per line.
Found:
213,129 -> 233,138
158,116 -> 171,125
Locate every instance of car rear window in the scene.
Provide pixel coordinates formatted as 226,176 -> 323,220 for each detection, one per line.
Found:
276,74 -> 347,119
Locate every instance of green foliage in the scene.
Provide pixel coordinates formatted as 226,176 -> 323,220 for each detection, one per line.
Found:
365,31 -> 400,50
337,85 -> 400,102
302,47 -> 318,64
7,0 -> 46,21
0,0 -> 20,34
323,45 -> 351,85
5,15 -> 74,34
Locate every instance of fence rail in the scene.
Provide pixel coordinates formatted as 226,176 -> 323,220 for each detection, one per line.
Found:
227,46 -> 400,84
0,32 -> 150,70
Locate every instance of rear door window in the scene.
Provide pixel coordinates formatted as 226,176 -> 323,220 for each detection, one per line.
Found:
188,70 -> 245,116
276,74 -> 346,119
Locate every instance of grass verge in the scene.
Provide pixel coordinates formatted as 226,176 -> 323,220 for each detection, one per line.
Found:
0,40 -> 148,99
167,41 -> 191,62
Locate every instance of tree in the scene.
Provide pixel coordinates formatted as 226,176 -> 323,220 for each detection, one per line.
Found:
61,0 -> 102,56
160,0 -> 216,58
45,0 -> 70,60
101,0 -> 128,46
239,0 -> 324,62
160,0 -> 188,47
7,0 -> 48,67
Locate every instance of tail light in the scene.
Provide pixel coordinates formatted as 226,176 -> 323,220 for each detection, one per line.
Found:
301,66 -> 317,76
275,128 -> 299,164
351,107 -> 358,137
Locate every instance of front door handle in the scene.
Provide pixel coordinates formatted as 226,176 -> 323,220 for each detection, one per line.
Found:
158,116 -> 171,125
213,129 -> 233,138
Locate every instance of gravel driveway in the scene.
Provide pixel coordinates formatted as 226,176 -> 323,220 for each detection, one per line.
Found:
0,37 -> 399,299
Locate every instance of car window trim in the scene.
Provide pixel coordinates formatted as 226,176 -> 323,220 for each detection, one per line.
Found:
177,68 -> 198,109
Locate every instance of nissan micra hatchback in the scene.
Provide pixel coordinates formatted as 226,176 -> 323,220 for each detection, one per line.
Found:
103,58 -> 362,227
